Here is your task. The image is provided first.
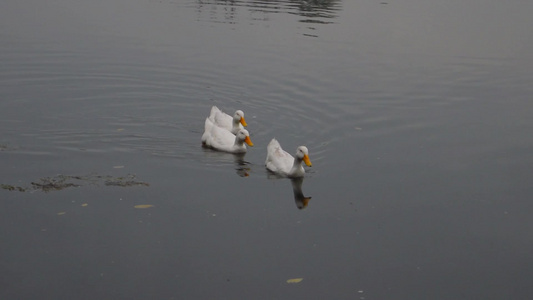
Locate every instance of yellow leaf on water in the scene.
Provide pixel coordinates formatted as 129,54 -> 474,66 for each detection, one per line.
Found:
286,278 -> 303,284
81,203 -> 88,207
57,212 -> 66,215
134,204 -> 154,209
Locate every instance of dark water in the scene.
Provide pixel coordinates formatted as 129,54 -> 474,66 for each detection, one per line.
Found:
2,0 -> 533,299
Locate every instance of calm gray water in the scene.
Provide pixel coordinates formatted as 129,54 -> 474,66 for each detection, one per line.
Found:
1,0 -> 533,299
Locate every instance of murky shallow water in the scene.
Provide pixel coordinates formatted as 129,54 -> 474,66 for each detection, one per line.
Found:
1,0 -> 533,299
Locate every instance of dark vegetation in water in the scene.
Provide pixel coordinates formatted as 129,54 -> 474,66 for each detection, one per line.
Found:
1,174 -> 149,193
1,184 -> 28,192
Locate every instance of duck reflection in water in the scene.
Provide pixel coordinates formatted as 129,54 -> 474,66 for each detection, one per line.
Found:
201,148 -> 251,177
291,177 -> 312,209
233,153 -> 251,177
267,173 -> 312,209
194,0 -> 341,28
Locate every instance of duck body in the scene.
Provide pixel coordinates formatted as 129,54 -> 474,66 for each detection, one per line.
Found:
265,139 -> 312,178
202,118 -> 253,153
208,106 -> 247,135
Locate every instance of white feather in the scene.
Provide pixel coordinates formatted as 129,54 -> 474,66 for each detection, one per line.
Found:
265,138 -> 311,177
202,118 -> 252,153
208,106 -> 246,135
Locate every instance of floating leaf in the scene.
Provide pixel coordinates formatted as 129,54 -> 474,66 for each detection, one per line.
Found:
81,203 -> 88,207
286,278 -> 303,284
57,212 -> 66,215
134,204 -> 154,209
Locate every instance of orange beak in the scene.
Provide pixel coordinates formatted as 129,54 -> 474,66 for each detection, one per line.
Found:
240,117 -> 248,127
303,154 -> 312,167
244,136 -> 253,147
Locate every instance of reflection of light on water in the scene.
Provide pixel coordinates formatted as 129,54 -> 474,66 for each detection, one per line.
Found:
194,0 -> 341,36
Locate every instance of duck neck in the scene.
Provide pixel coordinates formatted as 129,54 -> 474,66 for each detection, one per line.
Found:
232,118 -> 241,132
289,157 -> 303,176
234,136 -> 244,147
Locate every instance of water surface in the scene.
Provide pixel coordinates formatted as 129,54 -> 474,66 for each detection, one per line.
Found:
1,0 -> 533,299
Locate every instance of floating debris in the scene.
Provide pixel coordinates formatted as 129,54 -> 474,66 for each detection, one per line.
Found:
1,184 -> 27,192
104,174 -> 150,187
134,204 -> 154,209
2,174 -> 149,193
286,278 -> 303,284
31,175 -> 80,192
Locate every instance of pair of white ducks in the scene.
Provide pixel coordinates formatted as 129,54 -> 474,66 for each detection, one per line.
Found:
202,106 -> 312,177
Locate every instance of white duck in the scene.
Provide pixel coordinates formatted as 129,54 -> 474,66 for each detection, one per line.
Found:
202,118 -> 253,153
208,106 -> 247,135
265,138 -> 312,177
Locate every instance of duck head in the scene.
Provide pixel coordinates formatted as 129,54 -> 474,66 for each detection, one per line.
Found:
296,146 -> 312,167
234,110 -> 247,127
236,129 -> 254,147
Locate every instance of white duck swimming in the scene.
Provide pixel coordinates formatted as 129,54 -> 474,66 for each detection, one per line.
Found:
202,118 -> 253,153
208,106 -> 247,135
265,138 -> 312,177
